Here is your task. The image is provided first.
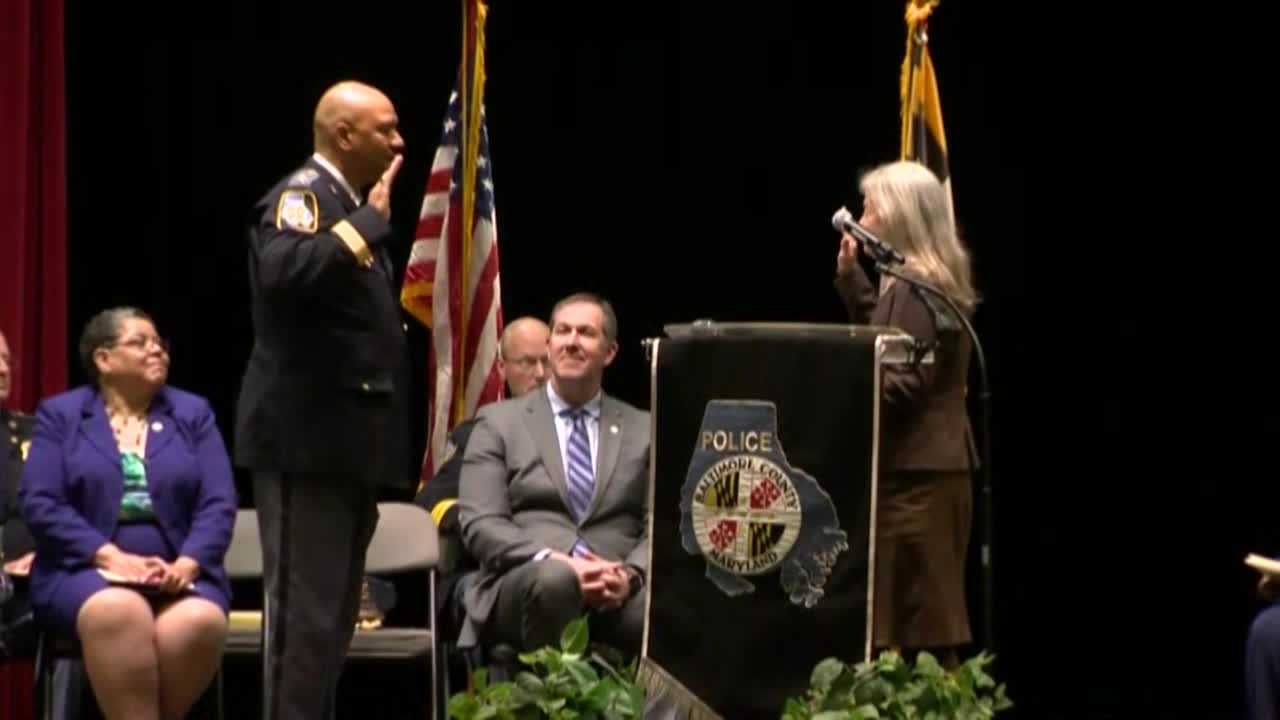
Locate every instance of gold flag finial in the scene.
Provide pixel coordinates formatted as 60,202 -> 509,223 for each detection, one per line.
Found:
906,0 -> 940,29
901,0 -> 940,114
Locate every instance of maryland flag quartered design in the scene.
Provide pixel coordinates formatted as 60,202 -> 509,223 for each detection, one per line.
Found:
901,0 -> 954,221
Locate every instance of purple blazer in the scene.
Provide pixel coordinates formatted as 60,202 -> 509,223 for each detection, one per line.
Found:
19,385 -> 237,614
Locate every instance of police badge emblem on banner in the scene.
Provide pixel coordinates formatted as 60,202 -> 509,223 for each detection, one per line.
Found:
679,400 -> 848,607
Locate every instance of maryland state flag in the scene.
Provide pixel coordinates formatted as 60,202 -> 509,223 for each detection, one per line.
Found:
900,0 -> 953,221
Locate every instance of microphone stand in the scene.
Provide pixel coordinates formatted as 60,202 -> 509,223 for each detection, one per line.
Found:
871,255 -> 995,654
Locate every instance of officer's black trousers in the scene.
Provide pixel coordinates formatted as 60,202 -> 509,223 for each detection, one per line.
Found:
254,471 -> 378,720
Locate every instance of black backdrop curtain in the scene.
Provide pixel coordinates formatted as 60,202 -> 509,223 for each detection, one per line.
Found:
53,2 -> 1272,718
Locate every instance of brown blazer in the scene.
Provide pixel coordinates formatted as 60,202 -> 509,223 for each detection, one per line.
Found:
835,264 -> 978,472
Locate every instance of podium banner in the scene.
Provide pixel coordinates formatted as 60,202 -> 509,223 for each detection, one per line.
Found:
640,324 -> 910,719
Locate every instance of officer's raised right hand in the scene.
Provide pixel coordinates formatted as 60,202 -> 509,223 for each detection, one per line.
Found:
368,154 -> 403,220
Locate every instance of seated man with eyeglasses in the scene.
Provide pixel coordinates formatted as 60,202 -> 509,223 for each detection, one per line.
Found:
415,317 -> 551,535
412,318 -> 550,652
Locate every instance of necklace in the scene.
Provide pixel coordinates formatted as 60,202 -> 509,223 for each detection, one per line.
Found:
108,411 -> 148,457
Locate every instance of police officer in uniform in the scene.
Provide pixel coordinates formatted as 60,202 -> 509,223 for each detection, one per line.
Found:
0,330 -> 86,719
1,404 -> 34,583
1,328 -> 36,621
234,80 -> 410,720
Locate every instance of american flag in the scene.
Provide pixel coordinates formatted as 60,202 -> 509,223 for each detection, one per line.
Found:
400,0 -> 503,487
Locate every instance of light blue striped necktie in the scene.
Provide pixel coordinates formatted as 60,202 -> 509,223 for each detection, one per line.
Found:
562,407 -> 595,523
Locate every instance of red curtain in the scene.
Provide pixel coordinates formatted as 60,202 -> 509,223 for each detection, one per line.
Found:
0,0 -> 68,413
0,0 -> 67,714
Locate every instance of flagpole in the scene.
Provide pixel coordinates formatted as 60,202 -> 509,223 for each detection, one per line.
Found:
900,0 -> 992,656
453,0 -> 470,427
455,0 -> 488,426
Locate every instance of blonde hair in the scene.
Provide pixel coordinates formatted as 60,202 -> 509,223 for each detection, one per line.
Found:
859,161 -> 977,310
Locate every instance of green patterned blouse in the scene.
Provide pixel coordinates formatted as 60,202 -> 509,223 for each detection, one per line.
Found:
119,451 -> 156,522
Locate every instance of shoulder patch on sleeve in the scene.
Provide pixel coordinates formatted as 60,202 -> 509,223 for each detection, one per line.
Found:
276,189 -> 319,232
289,168 -> 320,186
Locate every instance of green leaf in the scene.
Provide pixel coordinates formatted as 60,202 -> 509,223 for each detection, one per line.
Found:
507,684 -> 536,709
604,691 -> 641,720
473,668 -> 489,691
543,652 -> 566,675
474,706 -> 498,720
536,697 -> 567,715
561,616 -> 590,655
823,666 -> 857,710
968,665 -> 995,689
898,680 -> 926,703
853,676 -> 892,707
447,692 -> 479,720
564,657 -> 600,691
914,652 -> 943,679
793,652 -> 1012,720
782,697 -> 810,719
515,671 -> 544,693
591,651 -> 631,686
811,658 -> 846,693
993,685 -> 1013,711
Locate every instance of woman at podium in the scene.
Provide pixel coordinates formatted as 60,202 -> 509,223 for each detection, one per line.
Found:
832,160 -> 979,667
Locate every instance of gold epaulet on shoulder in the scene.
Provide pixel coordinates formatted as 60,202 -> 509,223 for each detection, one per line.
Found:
6,411 -> 32,434
6,412 -> 33,461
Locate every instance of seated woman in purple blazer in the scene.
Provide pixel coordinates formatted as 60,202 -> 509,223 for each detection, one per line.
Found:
20,307 -> 235,719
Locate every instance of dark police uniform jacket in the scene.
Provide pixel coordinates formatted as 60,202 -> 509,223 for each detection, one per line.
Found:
235,157 -> 410,488
1,409 -> 35,558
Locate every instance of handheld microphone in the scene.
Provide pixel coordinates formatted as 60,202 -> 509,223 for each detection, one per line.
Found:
831,207 -> 905,266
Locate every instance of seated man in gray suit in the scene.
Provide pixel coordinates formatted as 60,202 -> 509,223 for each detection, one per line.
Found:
458,292 -> 648,654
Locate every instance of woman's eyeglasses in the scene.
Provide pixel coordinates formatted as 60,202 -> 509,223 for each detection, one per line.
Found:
105,335 -> 171,354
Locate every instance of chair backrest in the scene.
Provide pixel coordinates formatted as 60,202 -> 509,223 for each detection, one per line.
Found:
222,503 -> 438,578
224,508 -> 263,580
365,502 -> 439,574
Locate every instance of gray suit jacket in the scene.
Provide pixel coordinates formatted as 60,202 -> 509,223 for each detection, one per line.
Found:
457,385 -> 650,642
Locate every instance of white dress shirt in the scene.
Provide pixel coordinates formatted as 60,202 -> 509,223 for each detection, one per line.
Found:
311,153 -> 362,206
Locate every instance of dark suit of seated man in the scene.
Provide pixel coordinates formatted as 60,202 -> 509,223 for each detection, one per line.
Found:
415,317 -> 550,636
457,293 -> 648,655
415,317 -> 551,535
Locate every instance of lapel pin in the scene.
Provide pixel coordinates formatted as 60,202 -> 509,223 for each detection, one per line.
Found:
151,421 -> 164,432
